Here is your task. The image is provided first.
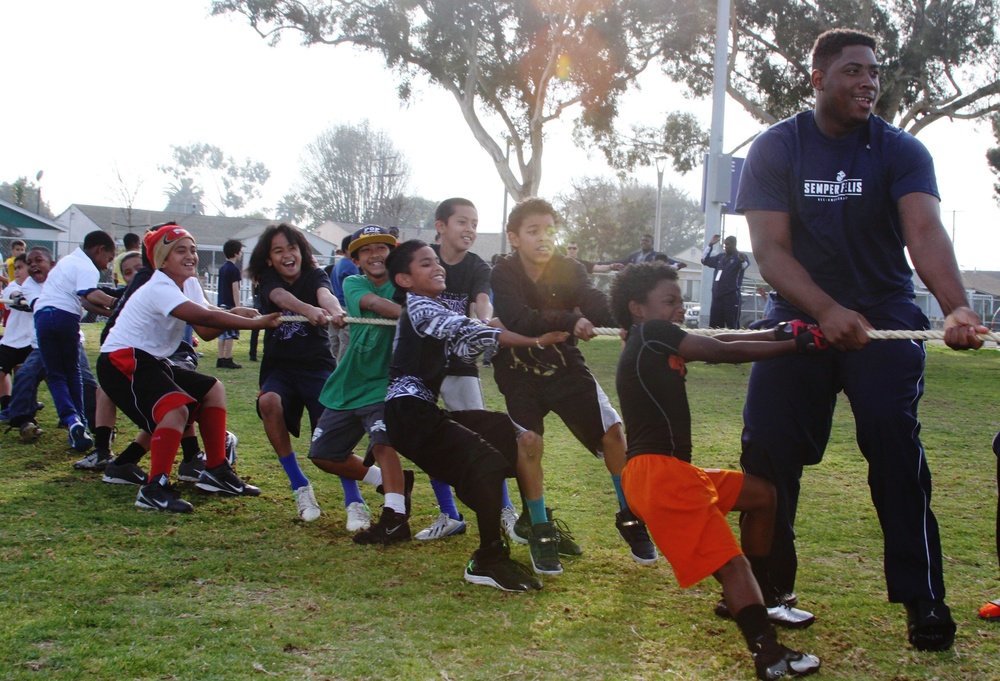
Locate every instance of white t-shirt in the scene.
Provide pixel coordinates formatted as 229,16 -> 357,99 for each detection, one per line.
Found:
0,280 -> 33,349
101,271 -> 207,359
34,248 -> 101,318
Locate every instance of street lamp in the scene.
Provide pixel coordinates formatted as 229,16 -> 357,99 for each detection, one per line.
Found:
35,170 -> 44,214
653,156 -> 667,253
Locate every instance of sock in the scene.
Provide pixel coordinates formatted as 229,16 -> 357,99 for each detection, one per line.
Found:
93,426 -> 113,453
279,452 -> 310,491
180,435 -> 201,463
340,477 -> 364,506
747,556 -> 774,603
527,497 -> 548,525
384,492 -> 406,515
362,466 -> 383,488
499,479 -> 513,509
114,441 -> 147,466
0,395 -> 10,410
735,603 -> 773,649
197,406 -> 228,468
611,474 -> 627,509
431,478 -> 461,520
147,428 -> 183,480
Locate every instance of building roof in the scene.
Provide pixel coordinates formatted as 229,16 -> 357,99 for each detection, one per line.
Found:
0,198 -> 66,233
62,204 -> 274,246
960,271 -> 1000,297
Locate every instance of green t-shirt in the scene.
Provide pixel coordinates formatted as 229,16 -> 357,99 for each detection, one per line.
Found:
319,274 -> 397,410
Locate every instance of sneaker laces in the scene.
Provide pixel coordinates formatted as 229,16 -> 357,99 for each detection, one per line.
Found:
549,515 -> 577,544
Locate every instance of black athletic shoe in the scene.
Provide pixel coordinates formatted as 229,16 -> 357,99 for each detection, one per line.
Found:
73,449 -> 112,471
352,507 -> 412,545
103,461 -> 147,486
715,591 -> 814,629
906,599 -> 956,651
195,462 -> 260,496
136,474 -> 193,513
528,521 -> 563,575
177,452 -> 207,483
513,507 -> 582,556
616,508 -> 658,565
750,630 -> 820,680
376,469 -> 415,517
464,541 -> 543,592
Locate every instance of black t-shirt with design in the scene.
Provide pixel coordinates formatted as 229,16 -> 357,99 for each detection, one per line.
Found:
258,267 -> 337,377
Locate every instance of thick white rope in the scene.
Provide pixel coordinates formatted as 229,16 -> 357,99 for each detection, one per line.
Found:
278,315 -> 1000,343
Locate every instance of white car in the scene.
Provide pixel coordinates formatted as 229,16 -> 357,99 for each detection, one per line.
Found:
684,305 -> 700,329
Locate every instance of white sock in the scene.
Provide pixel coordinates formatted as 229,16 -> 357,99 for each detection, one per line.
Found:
362,466 -> 383,487
384,492 -> 406,515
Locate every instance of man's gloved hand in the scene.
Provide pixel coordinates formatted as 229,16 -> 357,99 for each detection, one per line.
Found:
775,320 -> 829,352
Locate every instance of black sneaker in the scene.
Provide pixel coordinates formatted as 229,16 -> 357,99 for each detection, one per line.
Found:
73,449 -> 112,471
906,599 -> 956,651
195,462 -> 261,496
616,508 -> 658,565
753,645 -> 821,680
216,358 -> 243,369
464,541 -> 543,592
353,507 -> 412,545
177,452 -> 207,482
103,461 -> 147,485
136,474 -> 193,513
528,521 -> 563,575
224,431 -> 239,467
19,421 -> 43,442
513,507 -> 582,556
376,469 -> 415,517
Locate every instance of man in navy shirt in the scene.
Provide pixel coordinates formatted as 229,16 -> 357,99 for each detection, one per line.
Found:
701,234 -> 749,328
736,28 -> 985,652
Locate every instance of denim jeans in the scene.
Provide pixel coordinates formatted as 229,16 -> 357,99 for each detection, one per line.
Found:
7,348 -> 45,427
34,307 -> 85,427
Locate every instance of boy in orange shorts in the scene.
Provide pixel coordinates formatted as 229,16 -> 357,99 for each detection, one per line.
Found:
610,262 -> 823,681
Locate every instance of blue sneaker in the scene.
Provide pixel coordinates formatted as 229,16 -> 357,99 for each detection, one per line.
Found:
68,420 -> 94,452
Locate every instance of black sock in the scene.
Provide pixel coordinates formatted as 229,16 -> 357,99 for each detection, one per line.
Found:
0,395 -> 10,410
114,441 -> 147,466
181,436 -> 201,463
747,555 -> 775,604
736,603 -> 772,647
94,426 -> 113,452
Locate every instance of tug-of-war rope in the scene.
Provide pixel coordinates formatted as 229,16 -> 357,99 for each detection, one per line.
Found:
1,303 -> 995,342
279,315 -> 1000,343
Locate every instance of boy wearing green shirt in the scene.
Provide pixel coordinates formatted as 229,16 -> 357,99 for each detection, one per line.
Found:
308,226 -> 413,543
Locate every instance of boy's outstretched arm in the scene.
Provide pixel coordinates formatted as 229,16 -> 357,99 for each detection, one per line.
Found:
677,323 -> 825,364
171,301 -> 281,341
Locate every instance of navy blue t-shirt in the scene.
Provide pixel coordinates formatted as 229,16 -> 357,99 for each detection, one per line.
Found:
217,260 -> 241,309
736,112 -> 938,313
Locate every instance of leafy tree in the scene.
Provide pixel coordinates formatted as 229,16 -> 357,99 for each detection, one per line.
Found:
274,193 -> 309,225
211,0 -> 670,200
159,142 -> 270,216
603,0 -> 1000,169
164,178 -> 206,215
296,120 -> 411,227
0,177 -> 53,218
556,176 -> 702,262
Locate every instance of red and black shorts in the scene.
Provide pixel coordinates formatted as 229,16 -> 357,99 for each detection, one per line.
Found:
97,348 -> 218,434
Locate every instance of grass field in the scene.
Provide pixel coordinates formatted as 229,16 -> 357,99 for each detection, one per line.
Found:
2,327 -> 999,680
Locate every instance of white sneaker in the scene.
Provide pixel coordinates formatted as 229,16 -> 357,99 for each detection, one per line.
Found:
345,501 -> 372,532
294,484 -> 322,522
501,506 -> 520,542
414,512 -> 467,541
766,604 -> 816,629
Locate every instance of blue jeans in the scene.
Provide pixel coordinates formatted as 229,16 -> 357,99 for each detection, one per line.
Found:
7,348 -> 45,426
35,307 -> 85,427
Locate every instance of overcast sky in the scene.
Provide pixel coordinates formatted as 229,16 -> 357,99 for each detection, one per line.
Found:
4,0 -> 998,270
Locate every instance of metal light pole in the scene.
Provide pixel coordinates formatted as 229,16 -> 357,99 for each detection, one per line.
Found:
653,155 -> 667,253
35,170 -> 44,214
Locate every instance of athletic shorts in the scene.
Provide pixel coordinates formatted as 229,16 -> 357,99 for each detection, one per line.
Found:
0,344 -> 33,374
496,367 -> 620,456
622,454 -> 744,588
256,365 -> 331,439
385,396 -> 521,503
218,305 -> 239,340
97,349 -> 218,435
439,374 -> 485,411
308,402 -> 391,462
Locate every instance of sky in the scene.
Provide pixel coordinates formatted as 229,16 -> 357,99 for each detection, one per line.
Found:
3,0 -> 999,270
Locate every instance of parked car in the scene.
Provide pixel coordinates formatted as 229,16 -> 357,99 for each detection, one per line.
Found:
684,305 -> 700,329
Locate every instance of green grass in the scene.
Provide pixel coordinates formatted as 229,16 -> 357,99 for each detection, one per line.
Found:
2,326 -> 999,680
